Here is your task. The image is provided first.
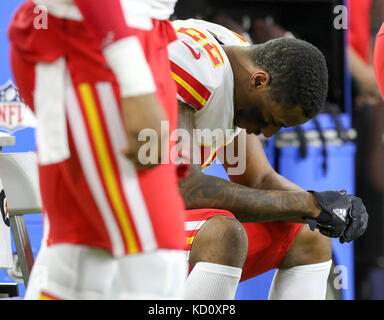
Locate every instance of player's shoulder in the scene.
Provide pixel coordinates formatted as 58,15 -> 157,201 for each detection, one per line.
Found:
168,19 -> 245,111
168,20 -> 220,111
169,18 -> 229,77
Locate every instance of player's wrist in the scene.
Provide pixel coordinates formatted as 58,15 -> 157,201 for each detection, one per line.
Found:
307,191 -> 322,219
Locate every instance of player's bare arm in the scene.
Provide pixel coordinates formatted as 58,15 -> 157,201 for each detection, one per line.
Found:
222,130 -> 321,223
177,101 -> 321,223
223,130 -> 306,192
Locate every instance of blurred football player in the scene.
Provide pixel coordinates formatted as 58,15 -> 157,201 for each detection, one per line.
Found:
8,0 -> 187,299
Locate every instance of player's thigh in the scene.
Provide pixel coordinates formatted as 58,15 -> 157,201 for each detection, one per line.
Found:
240,221 -> 302,281
186,210 -> 248,268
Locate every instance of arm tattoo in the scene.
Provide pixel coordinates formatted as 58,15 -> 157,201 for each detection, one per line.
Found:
177,102 -> 317,223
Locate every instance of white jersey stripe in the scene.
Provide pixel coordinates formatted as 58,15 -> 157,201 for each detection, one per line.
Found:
96,82 -> 158,252
185,220 -> 207,231
34,58 -> 70,165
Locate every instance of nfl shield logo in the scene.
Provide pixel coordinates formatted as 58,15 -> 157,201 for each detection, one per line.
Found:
0,80 -> 36,133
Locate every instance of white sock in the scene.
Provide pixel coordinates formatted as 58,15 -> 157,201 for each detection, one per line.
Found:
268,259 -> 332,300
183,262 -> 242,300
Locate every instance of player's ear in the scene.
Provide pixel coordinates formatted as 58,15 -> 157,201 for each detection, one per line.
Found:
250,71 -> 270,89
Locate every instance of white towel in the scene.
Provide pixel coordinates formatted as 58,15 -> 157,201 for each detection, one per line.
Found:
0,177 -> 13,269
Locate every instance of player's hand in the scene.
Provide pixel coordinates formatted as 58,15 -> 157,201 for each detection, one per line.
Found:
305,190 -> 368,243
120,93 -> 168,170
339,195 -> 369,243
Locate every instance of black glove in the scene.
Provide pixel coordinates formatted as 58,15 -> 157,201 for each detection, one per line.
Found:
304,190 -> 368,243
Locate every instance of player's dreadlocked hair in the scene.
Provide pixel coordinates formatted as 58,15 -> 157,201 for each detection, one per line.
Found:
249,38 -> 328,119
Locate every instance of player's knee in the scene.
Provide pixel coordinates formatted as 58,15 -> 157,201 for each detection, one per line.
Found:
280,224 -> 332,268
189,215 -> 248,269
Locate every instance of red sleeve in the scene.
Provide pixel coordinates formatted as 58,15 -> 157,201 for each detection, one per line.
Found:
74,0 -> 139,47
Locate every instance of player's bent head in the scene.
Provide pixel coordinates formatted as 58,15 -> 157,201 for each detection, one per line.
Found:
249,37 -> 328,119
